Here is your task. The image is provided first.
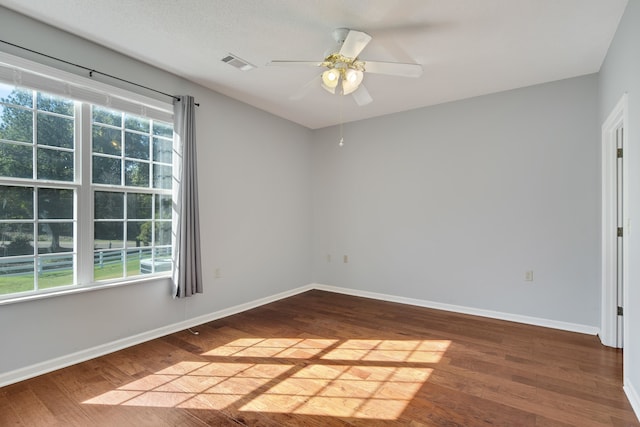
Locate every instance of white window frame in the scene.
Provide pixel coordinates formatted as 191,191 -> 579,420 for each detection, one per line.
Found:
0,52 -> 174,304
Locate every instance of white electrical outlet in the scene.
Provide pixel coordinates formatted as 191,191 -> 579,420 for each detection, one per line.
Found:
214,268 -> 222,279
525,271 -> 534,281
326,254 -> 331,263
343,255 -> 348,263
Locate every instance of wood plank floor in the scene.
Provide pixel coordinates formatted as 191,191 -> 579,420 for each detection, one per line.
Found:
1,290 -> 638,426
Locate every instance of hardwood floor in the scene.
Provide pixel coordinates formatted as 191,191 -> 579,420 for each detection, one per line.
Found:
1,290 -> 638,426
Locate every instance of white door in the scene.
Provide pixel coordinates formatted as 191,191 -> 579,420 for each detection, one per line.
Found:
601,94 -> 627,349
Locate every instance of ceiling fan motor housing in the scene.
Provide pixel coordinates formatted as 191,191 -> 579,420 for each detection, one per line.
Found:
332,28 -> 350,44
324,28 -> 354,57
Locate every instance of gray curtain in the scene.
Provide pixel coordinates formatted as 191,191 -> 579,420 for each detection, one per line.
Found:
172,95 -> 203,298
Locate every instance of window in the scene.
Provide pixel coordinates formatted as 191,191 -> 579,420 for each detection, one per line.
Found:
0,69 -> 174,300
91,106 -> 173,281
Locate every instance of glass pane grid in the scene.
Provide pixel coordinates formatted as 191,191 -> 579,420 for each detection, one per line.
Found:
1,84 -> 173,299
93,189 -> 173,282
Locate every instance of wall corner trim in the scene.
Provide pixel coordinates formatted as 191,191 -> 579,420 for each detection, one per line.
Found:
625,379 -> 640,421
311,284 -> 600,335
0,284 -> 314,388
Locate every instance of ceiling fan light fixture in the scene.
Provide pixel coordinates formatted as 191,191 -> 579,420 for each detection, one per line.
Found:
321,68 -> 341,93
345,68 -> 357,83
342,68 -> 363,95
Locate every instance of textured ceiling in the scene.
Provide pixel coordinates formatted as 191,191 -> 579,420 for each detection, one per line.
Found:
0,0 -> 628,129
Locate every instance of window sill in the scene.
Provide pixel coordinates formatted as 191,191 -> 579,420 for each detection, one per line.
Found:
0,274 -> 172,306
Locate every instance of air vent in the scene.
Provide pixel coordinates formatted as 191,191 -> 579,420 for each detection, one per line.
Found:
221,54 -> 255,71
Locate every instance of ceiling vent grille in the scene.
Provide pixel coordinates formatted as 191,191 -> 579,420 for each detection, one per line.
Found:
221,54 -> 255,71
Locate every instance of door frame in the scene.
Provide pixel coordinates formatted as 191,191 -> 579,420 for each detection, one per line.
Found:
601,93 -> 628,349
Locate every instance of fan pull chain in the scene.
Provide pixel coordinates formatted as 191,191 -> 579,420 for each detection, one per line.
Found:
339,95 -> 344,147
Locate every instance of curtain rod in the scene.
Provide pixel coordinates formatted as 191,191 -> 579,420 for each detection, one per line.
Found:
0,39 -> 199,106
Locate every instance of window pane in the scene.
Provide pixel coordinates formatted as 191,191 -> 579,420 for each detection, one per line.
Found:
142,258 -> 171,274
37,93 -> 74,115
38,254 -> 74,290
38,222 -> 73,254
153,247 -> 172,274
37,113 -> 74,149
155,221 -> 172,246
37,148 -> 73,181
0,186 -> 33,219
0,142 -> 33,179
0,83 -> 33,107
136,221 -> 153,246
38,188 -> 73,219
92,125 -> 121,155
153,164 -> 172,189
95,191 -> 123,219
140,248 -> 171,275
138,247 -> 152,264
127,193 -> 152,219
93,106 -> 122,127
127,221 -> 145,248
0,223 -> 34,256
153,137 -> 172,164
94,221 -> 123,249
125,132 -> 149,160
125,114 -> 149,133
155,247 -> 171,259
0,106 -> 33,143
153,121 -> 173,138
155,194 -> 172,219
92,156 -> 121,185
0,258 -> 34,295
125,160 -> 149,187
94,249 -> 123,281
126,247 -> 149,276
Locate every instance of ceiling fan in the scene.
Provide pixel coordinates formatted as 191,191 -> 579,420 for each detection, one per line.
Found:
268,28 -> 423,106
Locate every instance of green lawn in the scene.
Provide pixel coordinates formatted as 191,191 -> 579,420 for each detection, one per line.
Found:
0,257 -> 147,295
94,256 -> 144,281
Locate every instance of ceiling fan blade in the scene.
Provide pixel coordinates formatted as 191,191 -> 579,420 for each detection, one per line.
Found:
352,84 -> 373,106
267,60 -> 324,67
290,75 -> 321,100
364,61 -> 423,77
339,30 -> 372,58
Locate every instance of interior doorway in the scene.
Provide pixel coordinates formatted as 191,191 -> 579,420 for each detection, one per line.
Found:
601,94 -> 628,349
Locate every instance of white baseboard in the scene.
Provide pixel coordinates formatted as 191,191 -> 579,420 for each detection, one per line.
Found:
625,380 -> 640,422
311,284 -> 600,335
0,282 -> 601,388
0,284 -> 314,388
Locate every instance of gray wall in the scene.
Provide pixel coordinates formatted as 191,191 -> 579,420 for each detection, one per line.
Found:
311,75 -> 600,327
0,7 -> 313,375
599,0 -> 640,408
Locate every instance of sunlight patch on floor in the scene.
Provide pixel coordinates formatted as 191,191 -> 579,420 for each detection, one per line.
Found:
321,339 -> 450,363
240,364 -> 433,419
201,337 -> 339,359
83,337 -> 450,420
